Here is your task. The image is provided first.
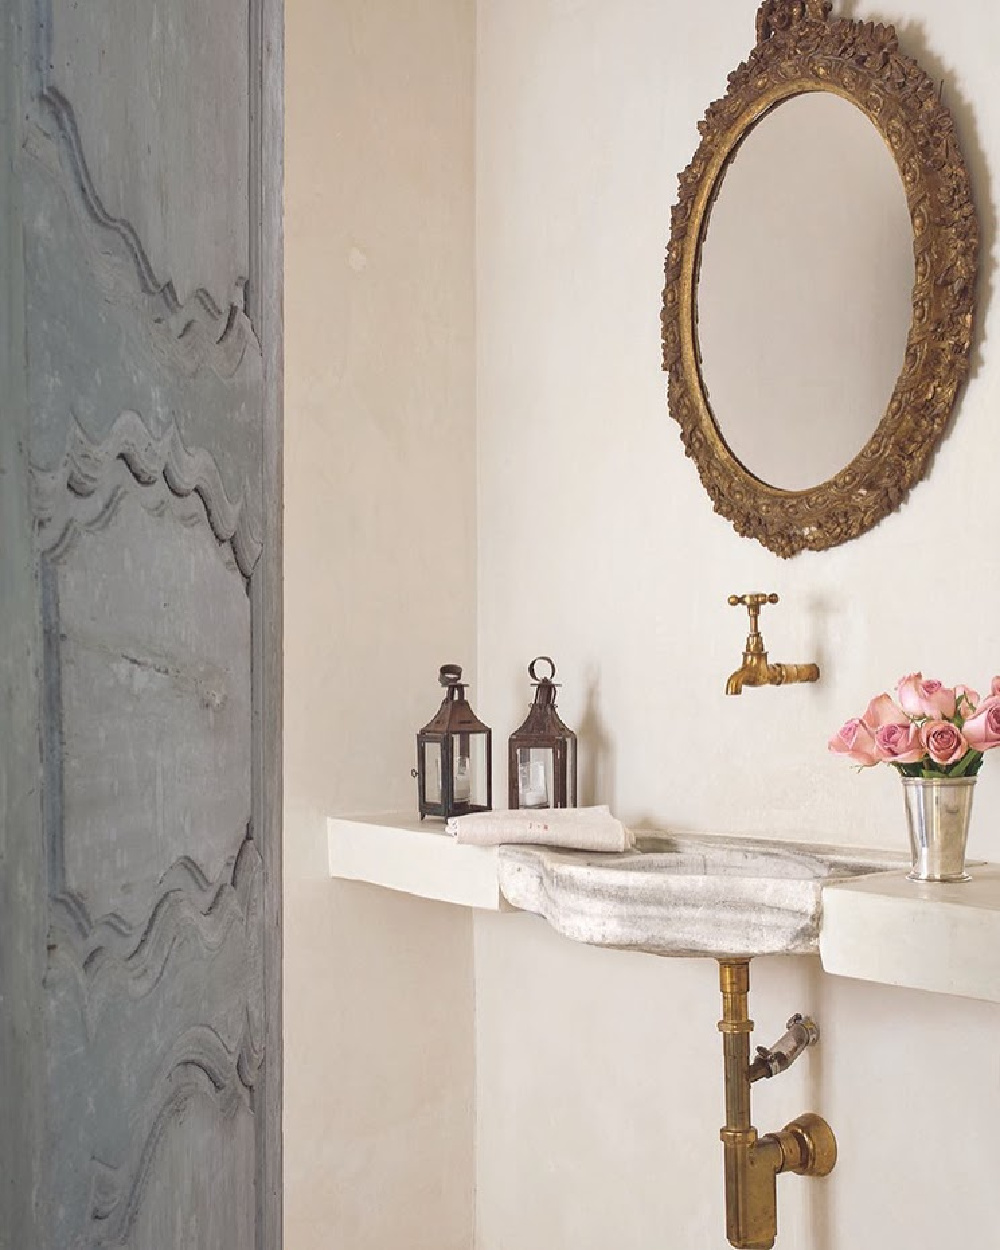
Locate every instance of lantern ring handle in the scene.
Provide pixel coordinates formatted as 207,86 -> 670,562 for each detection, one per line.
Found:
528,656 -> 556,682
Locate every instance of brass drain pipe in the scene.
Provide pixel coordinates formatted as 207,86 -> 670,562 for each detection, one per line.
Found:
717,960 -> 837,1249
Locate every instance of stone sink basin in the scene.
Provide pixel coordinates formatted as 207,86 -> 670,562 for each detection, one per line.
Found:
497,832 -> 906,959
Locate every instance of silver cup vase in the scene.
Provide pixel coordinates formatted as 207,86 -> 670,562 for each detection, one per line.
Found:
901,775 -> 976,883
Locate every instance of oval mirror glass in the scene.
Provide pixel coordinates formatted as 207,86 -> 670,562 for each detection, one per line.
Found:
696,91 -> 914,492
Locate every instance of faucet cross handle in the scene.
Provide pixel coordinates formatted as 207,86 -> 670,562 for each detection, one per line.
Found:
728,592 -> 779,634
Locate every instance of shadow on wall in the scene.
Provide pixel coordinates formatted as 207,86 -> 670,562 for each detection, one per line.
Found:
893,18 -> 996,388
577,665 -> 616,811
798,8 -> 993,501
835,0 -> 998,350
806,592 -> 834,688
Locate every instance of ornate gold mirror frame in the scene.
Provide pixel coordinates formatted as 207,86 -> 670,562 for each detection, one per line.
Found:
661,0 -> 978,558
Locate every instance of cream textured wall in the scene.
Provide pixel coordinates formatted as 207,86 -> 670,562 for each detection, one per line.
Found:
284,1 -> 477,1247
475,1 -> 1000,1247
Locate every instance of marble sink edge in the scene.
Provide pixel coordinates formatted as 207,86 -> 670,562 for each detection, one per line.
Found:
496,832 -> 909,960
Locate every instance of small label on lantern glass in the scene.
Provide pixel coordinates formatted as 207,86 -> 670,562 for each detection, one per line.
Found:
454,755 -> 472,803
519,758 -> 549,808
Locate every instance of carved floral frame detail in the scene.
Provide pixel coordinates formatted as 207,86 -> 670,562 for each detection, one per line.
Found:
661,0 -> 979,557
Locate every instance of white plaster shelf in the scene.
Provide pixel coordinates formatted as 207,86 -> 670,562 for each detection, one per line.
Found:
820,865 -> 1000,1004
327,812 -> 506,911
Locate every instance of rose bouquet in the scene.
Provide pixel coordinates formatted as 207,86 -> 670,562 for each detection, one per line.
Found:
829,673 -> 1000,778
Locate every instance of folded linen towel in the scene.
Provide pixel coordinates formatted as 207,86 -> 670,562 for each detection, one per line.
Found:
446,805 -> 634,853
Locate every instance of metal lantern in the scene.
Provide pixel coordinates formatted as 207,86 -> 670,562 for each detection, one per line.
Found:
416,664 -> 492,820
508,656 -> 577,810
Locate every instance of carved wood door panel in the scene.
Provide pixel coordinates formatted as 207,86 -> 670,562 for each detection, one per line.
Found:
0,1 -> 282,1247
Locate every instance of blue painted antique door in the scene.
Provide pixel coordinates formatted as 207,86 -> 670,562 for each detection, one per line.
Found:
0,0 -> 282,1245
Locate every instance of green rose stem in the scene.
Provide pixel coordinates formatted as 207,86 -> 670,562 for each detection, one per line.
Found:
894,749 -> 984,780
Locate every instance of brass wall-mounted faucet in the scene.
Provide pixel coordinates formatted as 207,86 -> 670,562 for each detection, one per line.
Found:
726,594 -> 820,696
718,960 -> 836,1249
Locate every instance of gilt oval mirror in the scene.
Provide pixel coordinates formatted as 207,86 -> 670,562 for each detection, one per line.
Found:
661,0 -> 978,557
698,92 -> 914,492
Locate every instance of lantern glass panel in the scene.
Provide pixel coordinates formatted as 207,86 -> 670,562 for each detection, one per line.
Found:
422,739 -> 442,806
453,732 -> 489,810
515,745 -> 554,809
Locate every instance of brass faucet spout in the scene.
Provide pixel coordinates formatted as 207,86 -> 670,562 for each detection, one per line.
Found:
726,595 -> 820,695
768,663 -> 821,686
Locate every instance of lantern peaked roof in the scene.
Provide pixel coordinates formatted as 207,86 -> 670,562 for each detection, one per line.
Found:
511,688 -> 576,741
419,684 -> 490,737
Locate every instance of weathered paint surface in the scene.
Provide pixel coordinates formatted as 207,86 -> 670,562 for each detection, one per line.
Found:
1,0 -> 283,1245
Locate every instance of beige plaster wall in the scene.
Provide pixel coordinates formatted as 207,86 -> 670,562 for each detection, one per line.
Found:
283,1 -> 477,1247
285,0 -> 1000,1245
475,1 -> 1000,1247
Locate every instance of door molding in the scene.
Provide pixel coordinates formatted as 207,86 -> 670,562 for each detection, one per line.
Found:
248,0 -> 284,1243
33,411 -> 262,576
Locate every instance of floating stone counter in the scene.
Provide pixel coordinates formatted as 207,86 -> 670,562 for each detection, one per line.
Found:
327,816 -> 1000,1001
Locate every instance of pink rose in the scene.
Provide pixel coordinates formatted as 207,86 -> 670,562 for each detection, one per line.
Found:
991,676 -> 1000,698
874,721 -> 925,764
955,685 -> 981,720
897,673 -> 957,720
863,693 -> 907,729
920,719 -> 968,767
963,696 -> 1000,752
828,718 -> 880,766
